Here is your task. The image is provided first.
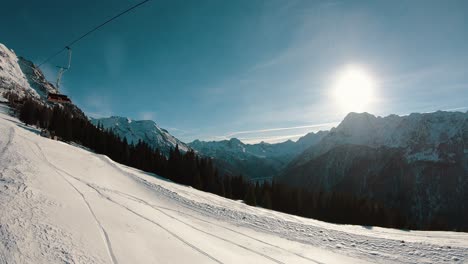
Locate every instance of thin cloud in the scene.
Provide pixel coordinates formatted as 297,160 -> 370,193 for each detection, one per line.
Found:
225,122 -> 338,138
239,133 -> 307,144
443,106 -> 468,112
420,106 -> 468,114
206,121 -> 338,144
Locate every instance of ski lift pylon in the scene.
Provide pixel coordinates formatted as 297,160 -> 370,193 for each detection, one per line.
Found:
55,46 -> 72,91
48,47 -> 72,104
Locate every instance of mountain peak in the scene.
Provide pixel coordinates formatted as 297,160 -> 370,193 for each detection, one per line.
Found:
91,116 -> 189,155
341,112 -> 376,124
108,116 -> 132,123
229,138 -> 243,144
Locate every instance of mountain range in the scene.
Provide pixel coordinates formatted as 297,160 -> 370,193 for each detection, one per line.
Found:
91,116 -> 329,178
278,111 -> 468,228
189,131 -> 328,179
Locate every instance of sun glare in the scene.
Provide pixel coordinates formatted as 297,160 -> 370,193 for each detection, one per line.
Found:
332,65 -> 377,113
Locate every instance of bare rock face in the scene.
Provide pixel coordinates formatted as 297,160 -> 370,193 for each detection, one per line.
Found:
17,56 -> 58,97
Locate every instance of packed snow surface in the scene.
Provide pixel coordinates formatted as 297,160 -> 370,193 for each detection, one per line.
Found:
0,105 -> 467,263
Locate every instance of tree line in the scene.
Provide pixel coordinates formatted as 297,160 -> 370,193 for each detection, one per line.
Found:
9,94 -> 458,231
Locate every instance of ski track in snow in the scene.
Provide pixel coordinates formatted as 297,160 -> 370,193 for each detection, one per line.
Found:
26,140 -> 119,264
107,188 -> 322,264
84,185 -> 224,264
155,205 -> 324,264
0,107 -> 467,263
27,140 -> 223,264
65,175 -> 224,264
1,123 -> 102,262
85,186 -> 286,264
87,154 -> 320,263
0,127 -> 13,159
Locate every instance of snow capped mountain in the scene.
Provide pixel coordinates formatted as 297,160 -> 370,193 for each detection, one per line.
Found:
294,111 -> 468,165
91,116 -> 190,155
0,43 -> 57,98
279,111 -> 468,229
191,131 -> 328,159
189,131 -> 328,179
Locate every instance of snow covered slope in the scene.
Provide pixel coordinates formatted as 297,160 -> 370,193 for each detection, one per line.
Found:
0,43 -> 57,98
189,131 -> 328,179
1,102 -> 467,263
91,116 -> 190,156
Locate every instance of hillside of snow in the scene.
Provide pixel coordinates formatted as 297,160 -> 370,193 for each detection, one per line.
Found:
1,98 -> 468,264
90,116 -> 190,156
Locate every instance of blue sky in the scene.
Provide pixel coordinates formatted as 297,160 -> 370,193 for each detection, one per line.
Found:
1,0 -> 467,143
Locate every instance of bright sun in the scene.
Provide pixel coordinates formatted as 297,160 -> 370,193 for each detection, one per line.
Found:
333,65 -> 376,113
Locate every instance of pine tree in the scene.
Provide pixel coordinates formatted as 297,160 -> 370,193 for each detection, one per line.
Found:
261,191 -> 272,209
19,99 -> 34,125
244,185 -> 257,206
193,171 -> 203,190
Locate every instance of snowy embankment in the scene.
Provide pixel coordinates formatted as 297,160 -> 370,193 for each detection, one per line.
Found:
0,103 -> 467,264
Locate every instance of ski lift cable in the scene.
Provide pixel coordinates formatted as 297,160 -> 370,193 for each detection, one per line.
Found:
37,0 -> 151,67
